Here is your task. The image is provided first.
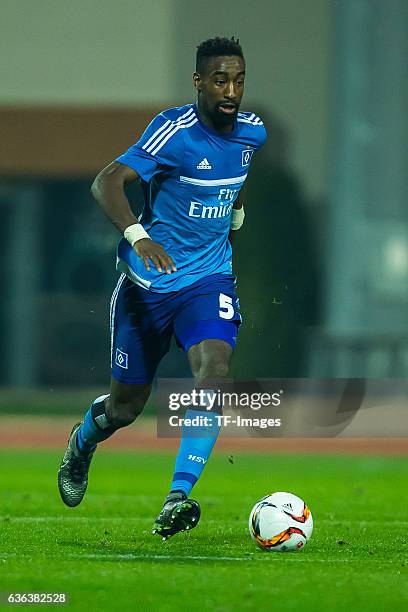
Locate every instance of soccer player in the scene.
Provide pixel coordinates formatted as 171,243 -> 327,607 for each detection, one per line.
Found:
58,36 -> 266,539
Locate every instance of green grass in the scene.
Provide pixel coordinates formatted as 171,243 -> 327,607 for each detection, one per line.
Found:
1,450 -> 407,611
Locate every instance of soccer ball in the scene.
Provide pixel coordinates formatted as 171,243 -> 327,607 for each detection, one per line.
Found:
249,492 -> 313,552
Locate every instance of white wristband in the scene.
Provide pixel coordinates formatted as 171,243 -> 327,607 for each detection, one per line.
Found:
230,206 -> 245,230
123,223 -> 151,246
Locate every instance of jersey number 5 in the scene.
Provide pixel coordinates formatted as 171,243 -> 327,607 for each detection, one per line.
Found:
219,293 -> 234,320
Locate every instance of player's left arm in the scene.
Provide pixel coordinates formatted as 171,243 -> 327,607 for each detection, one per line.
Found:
229,118 -> 266,244
228,187 -> 245,244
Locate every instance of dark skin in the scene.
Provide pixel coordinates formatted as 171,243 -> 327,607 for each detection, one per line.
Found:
193,55 -> 245,133
91,55 -> 245,427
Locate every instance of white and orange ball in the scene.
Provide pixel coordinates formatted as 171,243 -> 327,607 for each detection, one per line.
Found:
249,492 -> 313,552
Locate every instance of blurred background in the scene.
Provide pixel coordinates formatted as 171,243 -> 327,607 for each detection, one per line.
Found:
0,0 -> 407,411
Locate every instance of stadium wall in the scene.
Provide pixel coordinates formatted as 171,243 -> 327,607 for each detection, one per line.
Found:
0,0 -> 175,105
0,0 -> 330,199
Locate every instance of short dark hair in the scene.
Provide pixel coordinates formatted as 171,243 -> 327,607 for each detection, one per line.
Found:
196,36 -> 244,74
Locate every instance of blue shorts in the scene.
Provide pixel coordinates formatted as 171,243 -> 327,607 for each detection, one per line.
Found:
110,273 -> 242,384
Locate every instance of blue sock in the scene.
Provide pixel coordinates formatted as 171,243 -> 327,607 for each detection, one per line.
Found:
171,408 -> 221,497
76,394 -> 117,454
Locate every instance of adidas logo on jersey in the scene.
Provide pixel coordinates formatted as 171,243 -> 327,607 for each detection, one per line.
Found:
197,157 -> 212,169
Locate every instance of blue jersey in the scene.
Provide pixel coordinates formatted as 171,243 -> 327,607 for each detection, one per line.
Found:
115,103 -> 266,292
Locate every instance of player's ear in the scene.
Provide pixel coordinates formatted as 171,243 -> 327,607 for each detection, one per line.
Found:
193,72 -> 202,93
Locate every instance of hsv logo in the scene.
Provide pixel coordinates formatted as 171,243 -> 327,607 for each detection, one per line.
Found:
197,157 -> 212,169
115,348 -> 128,369
242,149 -> 254,167
188,454 -> 207,464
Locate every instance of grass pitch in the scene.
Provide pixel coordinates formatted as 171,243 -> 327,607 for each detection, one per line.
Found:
1,450 -> 407,611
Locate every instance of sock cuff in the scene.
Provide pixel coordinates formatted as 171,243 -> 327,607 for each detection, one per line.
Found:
191,388 -> 223,415
91,395 -> 111,430
173,472 -> 198,486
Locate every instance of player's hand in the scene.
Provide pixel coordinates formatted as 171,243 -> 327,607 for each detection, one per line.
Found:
134,238 -> 177,274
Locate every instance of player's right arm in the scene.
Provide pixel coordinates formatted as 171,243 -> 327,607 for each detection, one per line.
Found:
91,161 -> 176,273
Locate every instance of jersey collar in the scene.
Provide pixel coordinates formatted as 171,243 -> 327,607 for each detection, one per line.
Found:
193,103 -> 238,139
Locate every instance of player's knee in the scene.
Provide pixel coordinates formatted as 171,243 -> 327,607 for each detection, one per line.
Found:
107,398 -> 145,428
195,358 -> 230,383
